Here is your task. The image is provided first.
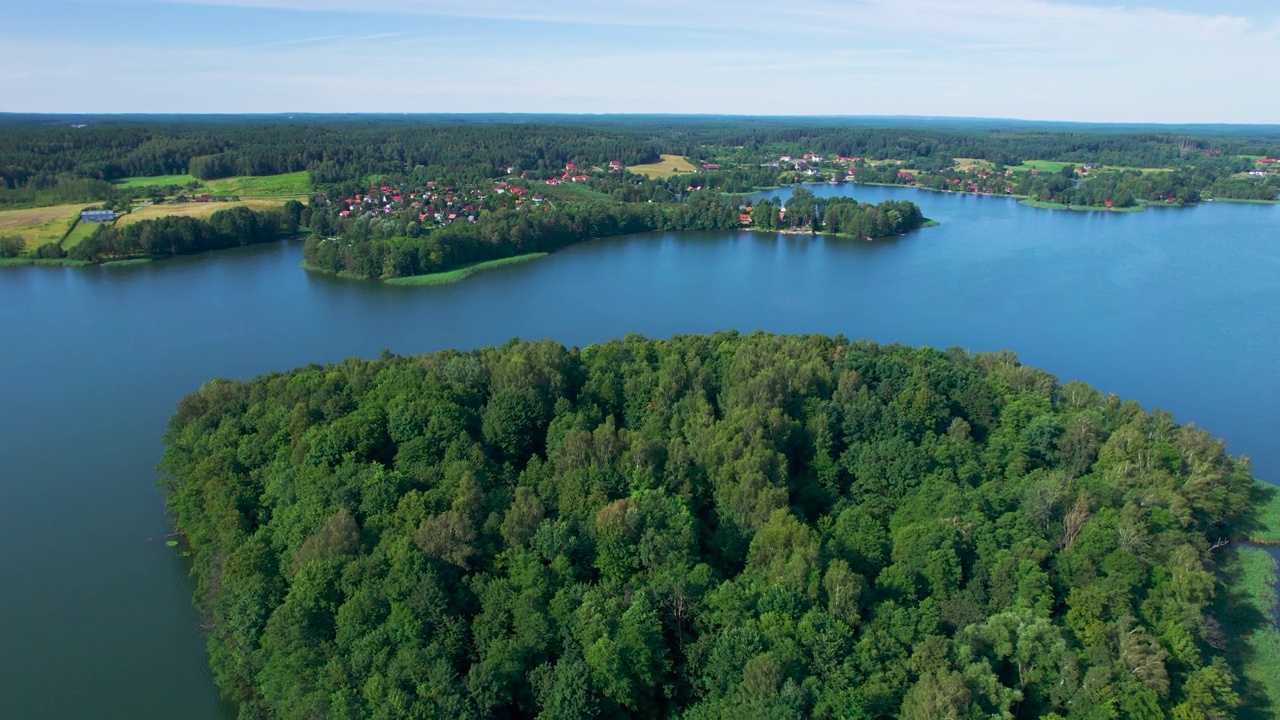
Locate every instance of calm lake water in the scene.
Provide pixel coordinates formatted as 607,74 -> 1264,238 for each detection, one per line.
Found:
1,185 -> 1277,718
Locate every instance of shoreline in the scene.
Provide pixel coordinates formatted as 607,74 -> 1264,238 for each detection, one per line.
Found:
303,252 -> 550,286
743,217 -> 940,240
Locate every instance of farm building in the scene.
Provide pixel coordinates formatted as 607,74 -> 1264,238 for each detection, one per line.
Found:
81,210 -> 116,223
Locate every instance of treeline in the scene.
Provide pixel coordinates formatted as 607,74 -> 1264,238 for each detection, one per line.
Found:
0,120 -> 664,204
304,193 -> 927,280
68,202 -> 304,263
303,194 -> 740,279
4,116 -> 1277,207
161,333 -> 1260,719
751,189 -> 925,236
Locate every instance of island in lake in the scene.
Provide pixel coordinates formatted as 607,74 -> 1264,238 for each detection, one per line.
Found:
162,332 -> 1280,719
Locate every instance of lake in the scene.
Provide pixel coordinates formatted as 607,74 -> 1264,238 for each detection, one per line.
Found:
1,185 -> 1277,718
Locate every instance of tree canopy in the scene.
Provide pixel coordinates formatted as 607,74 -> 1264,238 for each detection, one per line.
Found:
160,332 -> 1263,719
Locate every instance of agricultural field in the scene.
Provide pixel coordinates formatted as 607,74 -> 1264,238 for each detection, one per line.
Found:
1095,165 -> 1173,174
627,154 -> 697,178
952,157 -> 996,171
113,174 -> 199,189
1017,159 -> 1074,173
538,181 -> 614,204
203,171 -> 311,197
0,204 -> 83,250
117,199 -> 294,227
112,171 -> 311,197
61,220 -> 103,250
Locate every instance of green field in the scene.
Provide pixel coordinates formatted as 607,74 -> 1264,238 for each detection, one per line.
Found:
118,199 -> 295,226
539,181 -> 614,204
61,219 -> 103,249
204,171 -> 311,197
628,154 -> 698,179
1217,546 -> 1280,719
385,253 -> 547,285
1017,159 -> 1075,173
114,174 -> 199,189
113,171 -> 310,197
1097,165 -> 1173,174
0,203 -> 84,250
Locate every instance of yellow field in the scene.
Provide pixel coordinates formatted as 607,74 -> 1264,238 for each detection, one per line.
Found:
0,204 -> 84,250
117,199 -> 292,227
953,158 -> 996,171
628,154 -> 698,178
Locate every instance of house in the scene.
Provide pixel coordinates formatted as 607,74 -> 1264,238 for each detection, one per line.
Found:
80,210 -> 116,223
197,194 -> 214,202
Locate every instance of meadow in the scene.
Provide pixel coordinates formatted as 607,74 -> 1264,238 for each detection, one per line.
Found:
112,174 -> 199,189
61,219 -> 102,249
627,154 -> 697,178
0,204 -> 83,250
112,171 -> 311,197
117,199 -> 294,226
203,171 -> 311,197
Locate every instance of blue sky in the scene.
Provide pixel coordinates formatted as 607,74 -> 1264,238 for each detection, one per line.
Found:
2,0 -> 1277,122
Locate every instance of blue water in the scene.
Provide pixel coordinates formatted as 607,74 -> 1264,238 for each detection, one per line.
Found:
0,185 -> 1276,717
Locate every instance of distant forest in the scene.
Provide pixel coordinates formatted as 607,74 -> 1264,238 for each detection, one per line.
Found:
3,116 -> 1276,271
2,115 -> 1277,206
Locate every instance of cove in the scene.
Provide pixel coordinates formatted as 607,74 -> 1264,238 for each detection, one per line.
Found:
0,184 -> 1277,718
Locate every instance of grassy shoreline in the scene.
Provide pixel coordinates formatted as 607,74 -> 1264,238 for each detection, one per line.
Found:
1019,199 -> 1147,212
1219,545 -> 1280,719
1248,481 -> 1280,546
385,253 -> 549,285
0,256 -> 92,267
1208,197 -> 1280,205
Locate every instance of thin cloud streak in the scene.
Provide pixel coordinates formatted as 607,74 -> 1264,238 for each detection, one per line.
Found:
2,0 -> 1277,120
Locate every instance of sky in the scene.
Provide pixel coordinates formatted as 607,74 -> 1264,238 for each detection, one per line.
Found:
2,0 -> 1277,123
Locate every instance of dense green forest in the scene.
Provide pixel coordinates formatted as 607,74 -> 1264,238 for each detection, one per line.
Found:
2,116 -> 1276,208
301,193 -> 925,281
161,332 -> 1265,719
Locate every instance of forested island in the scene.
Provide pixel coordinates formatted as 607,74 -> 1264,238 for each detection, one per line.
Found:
1,115 -> 1276,279
161,332 -> 1275,719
